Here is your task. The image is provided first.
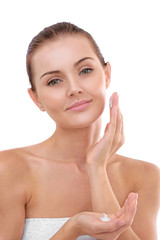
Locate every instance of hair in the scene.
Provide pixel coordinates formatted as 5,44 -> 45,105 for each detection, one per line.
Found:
26,22 -> 106,91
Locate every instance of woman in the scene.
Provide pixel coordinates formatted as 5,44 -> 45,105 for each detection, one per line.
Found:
0,22 -> 159,240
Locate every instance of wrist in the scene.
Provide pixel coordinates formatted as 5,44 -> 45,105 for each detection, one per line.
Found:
86,163 -> 106,177
49,215 -> 81,240
67,214 -> 82,238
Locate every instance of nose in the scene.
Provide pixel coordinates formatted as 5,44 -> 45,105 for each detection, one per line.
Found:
67,80 -> 83,97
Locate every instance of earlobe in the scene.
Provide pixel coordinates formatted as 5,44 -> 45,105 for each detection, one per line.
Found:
104,62 -> 111,89
27,88 -> 45,112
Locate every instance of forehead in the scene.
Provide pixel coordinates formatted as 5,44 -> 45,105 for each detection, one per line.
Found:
31,35 -> 99,73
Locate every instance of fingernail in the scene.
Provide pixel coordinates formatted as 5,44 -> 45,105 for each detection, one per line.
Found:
110,93 -> 119,108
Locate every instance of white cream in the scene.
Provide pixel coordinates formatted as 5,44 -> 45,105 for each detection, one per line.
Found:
100,213 -> 111,222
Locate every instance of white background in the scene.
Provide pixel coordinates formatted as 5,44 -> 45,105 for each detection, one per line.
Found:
0,0 -> 159,237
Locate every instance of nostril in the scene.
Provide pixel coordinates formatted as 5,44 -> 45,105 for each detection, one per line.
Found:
68,89 -> 83,96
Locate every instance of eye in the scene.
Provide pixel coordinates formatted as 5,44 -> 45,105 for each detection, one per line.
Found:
47,79 -> 61,86
80,68 -> 93,75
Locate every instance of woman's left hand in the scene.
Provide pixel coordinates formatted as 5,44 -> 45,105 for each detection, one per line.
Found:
86,92 -> 125,169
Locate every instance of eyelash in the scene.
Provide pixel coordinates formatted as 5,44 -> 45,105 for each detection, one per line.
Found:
47,68 -> 93,86
47,79 -> 61,86
80,68 -> 93,75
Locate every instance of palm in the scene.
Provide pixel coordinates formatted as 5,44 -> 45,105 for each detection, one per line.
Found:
86,93 -> 125,168
77,193 -> 138,238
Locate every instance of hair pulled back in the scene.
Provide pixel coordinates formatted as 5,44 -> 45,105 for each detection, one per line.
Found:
26,22 -> 106,91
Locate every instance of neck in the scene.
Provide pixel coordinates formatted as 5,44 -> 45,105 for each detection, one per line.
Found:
47,117 -> 102,166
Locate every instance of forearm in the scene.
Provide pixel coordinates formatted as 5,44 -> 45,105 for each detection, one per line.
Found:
49,216 -> 79,240
87,165 -> 121,213
87,166 -> 140,240
117,228 -> 141,240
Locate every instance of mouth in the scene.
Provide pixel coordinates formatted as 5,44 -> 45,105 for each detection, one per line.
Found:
66,99 -> 93,111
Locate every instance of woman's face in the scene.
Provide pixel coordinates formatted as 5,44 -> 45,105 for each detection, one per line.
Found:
29,35 -> 111,128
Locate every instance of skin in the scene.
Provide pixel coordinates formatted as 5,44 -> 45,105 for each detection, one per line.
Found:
0,35 -> 159,240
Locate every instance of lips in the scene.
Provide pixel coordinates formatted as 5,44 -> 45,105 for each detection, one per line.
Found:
66,99 -> 93,110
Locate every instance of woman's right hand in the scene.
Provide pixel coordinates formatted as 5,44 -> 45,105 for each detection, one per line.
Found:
73,192 -> 138,240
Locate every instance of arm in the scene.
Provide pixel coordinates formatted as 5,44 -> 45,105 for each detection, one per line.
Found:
49,203 -> 138,240
0,151 -> 135,240
0,153 -> 26,240
0,152 -> 79,240
86,92 -> 152,239
87,165 -> 140,240
49,216 -> 79,240
130,162 -> 160,240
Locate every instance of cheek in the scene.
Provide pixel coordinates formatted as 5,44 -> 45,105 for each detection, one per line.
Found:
37,90 -> 65,113
87,73 -> 106,102
92,74 -> 107,113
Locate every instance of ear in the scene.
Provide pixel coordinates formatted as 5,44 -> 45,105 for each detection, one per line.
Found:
104,62 -> 111,89
27,88 -> 45,112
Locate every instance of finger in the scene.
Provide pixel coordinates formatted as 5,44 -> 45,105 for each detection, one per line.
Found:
109,106 -> 124,157
103,193 -> 138,237
100,219 -> 127,239
121,114 -> 125,142
116,192 -> 138,231
104,122 -> 110,134
96,217 -> 126,233
124,193 -> 138,224
119,107 -> 125,145
106,93 -> 118,139
110,92 -> 118,123
116,192 -> 133,218
99,193 -> 138,239
113,105 -> 123,147
103,93 -> 120,155
103,93 -> 118,142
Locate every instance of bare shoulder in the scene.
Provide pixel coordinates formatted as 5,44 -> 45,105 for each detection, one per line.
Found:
115,154 -> 160,203
115,153 -> 160,181
0,147 -> 30,173
0,147 -> 32,202
0,148 -> 33,238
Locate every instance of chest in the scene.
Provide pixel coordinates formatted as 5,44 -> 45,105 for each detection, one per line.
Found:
25,160 -> 131,218
25,162 -> 92,217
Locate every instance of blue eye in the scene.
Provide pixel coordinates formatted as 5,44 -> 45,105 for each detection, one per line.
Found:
47,79 -> 61,86
80,68 -> 93,75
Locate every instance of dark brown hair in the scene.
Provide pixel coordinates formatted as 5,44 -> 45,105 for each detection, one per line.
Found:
26,22 -> 106,91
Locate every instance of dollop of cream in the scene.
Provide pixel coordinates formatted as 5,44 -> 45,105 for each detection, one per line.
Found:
99,213 -> 111,222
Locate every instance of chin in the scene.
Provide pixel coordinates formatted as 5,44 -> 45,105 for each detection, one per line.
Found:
56,107 -> 104,129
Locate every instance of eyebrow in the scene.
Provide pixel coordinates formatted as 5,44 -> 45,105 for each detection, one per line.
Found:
40,57 -> 94,79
